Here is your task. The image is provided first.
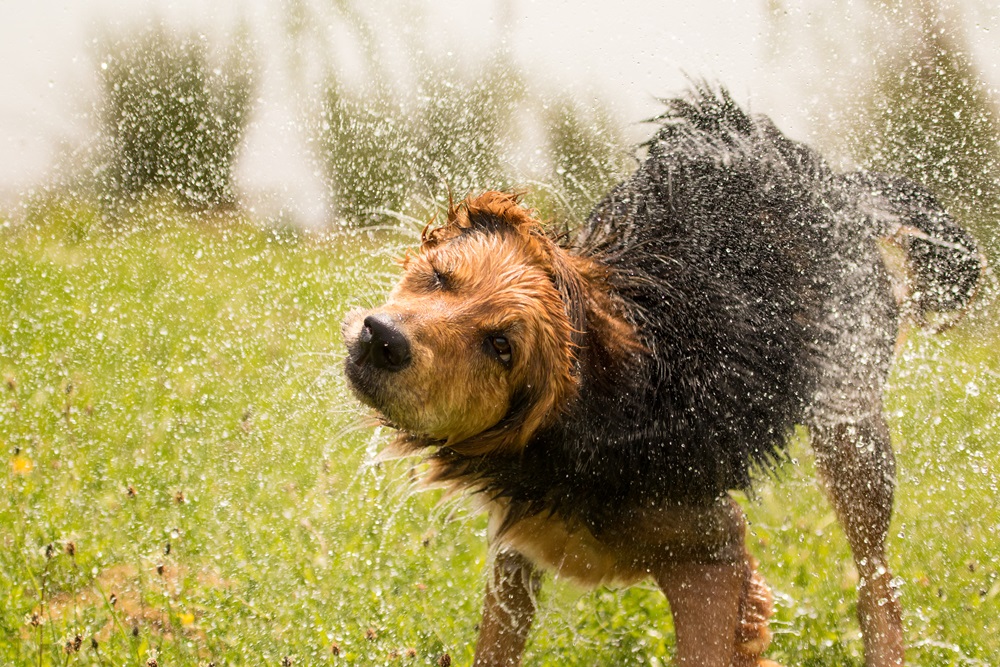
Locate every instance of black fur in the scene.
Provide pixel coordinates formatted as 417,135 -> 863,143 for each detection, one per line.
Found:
454,86 -> 982,528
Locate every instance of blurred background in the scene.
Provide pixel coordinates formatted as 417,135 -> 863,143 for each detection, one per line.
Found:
2,0 -> 998,249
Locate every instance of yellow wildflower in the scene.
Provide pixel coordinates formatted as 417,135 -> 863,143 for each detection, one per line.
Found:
10,453 -> 33,476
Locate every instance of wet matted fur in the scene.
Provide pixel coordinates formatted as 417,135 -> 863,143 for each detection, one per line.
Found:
342,85 -> 983,666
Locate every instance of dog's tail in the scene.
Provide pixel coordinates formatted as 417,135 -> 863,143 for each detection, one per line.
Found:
849,173 -> 985,315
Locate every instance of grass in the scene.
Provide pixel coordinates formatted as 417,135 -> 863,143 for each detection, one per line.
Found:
1,204 -> 998,666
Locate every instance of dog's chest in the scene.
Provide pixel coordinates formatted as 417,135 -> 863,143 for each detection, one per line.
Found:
487,504 -> 649,588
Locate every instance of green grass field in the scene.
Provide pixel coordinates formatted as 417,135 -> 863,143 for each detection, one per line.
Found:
2,205 -> 998,666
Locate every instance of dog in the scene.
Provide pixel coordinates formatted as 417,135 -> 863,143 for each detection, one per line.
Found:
342,85 -> 983,666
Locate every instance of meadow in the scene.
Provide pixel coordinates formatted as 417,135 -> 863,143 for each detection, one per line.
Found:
2,204 -> 998,666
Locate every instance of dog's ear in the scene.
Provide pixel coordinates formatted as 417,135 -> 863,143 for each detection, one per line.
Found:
549,250 -> 590,352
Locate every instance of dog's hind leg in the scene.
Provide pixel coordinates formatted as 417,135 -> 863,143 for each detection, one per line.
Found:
811,411 -> 904,667
473,549 -> 541,667
733,561 -> 779,667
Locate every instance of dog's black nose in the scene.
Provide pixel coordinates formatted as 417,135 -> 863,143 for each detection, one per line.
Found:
358,314 -> 412,372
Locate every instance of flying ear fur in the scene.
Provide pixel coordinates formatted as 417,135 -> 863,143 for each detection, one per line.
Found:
423,191 -> 539,247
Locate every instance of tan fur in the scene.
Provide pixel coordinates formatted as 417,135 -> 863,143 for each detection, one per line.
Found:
488,502 -> 644,587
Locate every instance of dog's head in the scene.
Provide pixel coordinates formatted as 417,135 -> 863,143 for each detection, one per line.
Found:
342,192 -> 586,456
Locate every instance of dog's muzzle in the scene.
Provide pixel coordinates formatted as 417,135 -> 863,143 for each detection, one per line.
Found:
350,313 -> 412,372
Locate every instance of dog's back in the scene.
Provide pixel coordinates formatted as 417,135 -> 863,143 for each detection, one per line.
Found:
560,86 -> 982,509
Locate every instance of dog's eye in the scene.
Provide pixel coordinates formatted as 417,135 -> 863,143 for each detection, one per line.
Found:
430,267 -> 449,289
487,335 -> 512,365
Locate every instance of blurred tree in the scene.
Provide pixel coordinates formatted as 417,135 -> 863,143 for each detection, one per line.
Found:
317,58 -> 526,226
541,97 -> 633,225
305,1 -> 631,228
317,60 -> 521,226
765,0 -> 999,255
318,81 -> 413,225
97,28 -> 254,212
410,61 -> 519,199
847,1 -> 1000,253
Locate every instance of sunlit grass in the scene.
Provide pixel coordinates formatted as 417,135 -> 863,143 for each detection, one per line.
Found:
2,207 -> 997,665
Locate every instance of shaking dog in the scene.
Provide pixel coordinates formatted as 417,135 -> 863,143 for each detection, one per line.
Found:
343,86 -> 983,666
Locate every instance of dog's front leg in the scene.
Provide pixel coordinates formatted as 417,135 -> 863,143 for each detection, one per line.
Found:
658,558 -> 777,667
473,549 -> 541,667
642,499 -> 775,667
658,559 -> 746,666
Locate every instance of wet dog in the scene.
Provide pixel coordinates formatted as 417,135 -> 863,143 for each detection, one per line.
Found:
342,86 -> 983,666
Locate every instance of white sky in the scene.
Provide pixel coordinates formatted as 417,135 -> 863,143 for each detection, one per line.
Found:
2,0 -> 998,225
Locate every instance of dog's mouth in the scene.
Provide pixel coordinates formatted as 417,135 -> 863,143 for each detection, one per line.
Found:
343,356 -> 421,436
342,354 -> 378,403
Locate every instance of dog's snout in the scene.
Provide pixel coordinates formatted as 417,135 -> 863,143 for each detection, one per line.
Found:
358,314 -> 412,372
